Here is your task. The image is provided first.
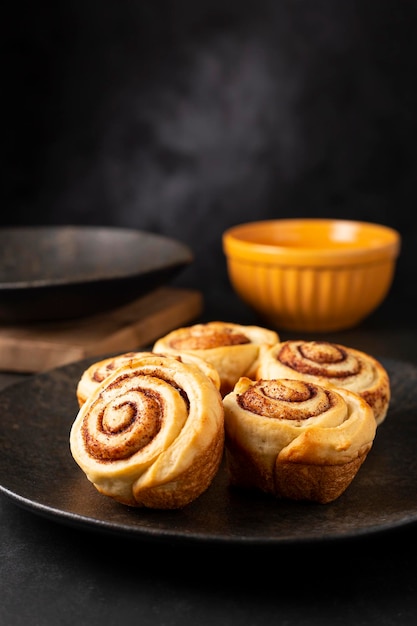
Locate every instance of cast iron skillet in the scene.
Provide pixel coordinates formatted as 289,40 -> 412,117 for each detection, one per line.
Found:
0,226 -> 193,323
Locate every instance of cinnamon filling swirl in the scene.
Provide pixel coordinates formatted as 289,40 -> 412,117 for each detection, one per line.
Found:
237,379 -> 335,420
81,370 -> 188,462
278,341 -> 361,378
169,328 -> 250,350
84,389 -> 163,461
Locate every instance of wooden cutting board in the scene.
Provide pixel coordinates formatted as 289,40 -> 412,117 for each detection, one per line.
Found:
0,287 -> 203,373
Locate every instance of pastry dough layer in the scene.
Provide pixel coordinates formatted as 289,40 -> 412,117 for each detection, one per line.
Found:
153,321 -> 279,396
76,350 -> 220,407
70,353 -> 224,509
257,340 -> 390,426
223,377 -> 376,503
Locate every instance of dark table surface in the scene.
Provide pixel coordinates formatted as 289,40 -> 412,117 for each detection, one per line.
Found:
1,283 -> 417,626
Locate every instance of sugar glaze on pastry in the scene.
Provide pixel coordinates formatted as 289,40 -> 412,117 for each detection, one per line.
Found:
70,353 -> 224,509
257,340 -> 390,426
153,321 -> 279,396
223,377 -> 376,503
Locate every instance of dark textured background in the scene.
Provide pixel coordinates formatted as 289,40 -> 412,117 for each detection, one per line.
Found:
2,7 -> 417,623
3,0 -> 417,319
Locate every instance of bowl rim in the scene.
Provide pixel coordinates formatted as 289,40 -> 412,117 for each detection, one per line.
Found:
222,218 -> 401,266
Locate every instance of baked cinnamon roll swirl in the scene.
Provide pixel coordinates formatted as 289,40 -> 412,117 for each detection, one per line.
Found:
76,352 -> 152,407
223,377 -> 376,503
153,321 -> 279,396
76,350 -> 221,407
257,340 -> 390,426
70,353 -> 224,509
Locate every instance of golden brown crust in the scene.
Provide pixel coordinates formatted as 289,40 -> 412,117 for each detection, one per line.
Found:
153,321 -> 279,396
257,340 -> 390,426
70,353 -> 224,509
223,377 -> 376,503
128,429 -> 225,509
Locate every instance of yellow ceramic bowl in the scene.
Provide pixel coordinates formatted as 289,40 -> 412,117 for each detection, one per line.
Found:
222,218 -> 401,332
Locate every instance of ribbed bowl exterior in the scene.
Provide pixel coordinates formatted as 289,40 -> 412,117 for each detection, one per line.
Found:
226,257 -> 396,332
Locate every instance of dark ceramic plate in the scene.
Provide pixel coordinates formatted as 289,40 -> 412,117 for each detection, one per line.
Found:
0,226 -> 193,322
0,356 -> 417,546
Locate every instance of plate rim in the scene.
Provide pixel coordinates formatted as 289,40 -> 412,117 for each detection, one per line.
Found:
1,356 -> 417,546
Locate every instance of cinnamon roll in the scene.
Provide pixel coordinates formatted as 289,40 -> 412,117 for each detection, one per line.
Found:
153,321 -> 279,396
223,377 -> 376,503
70,353 -> 224,509
76,350 -> 221,407
257,340 -> 390,426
